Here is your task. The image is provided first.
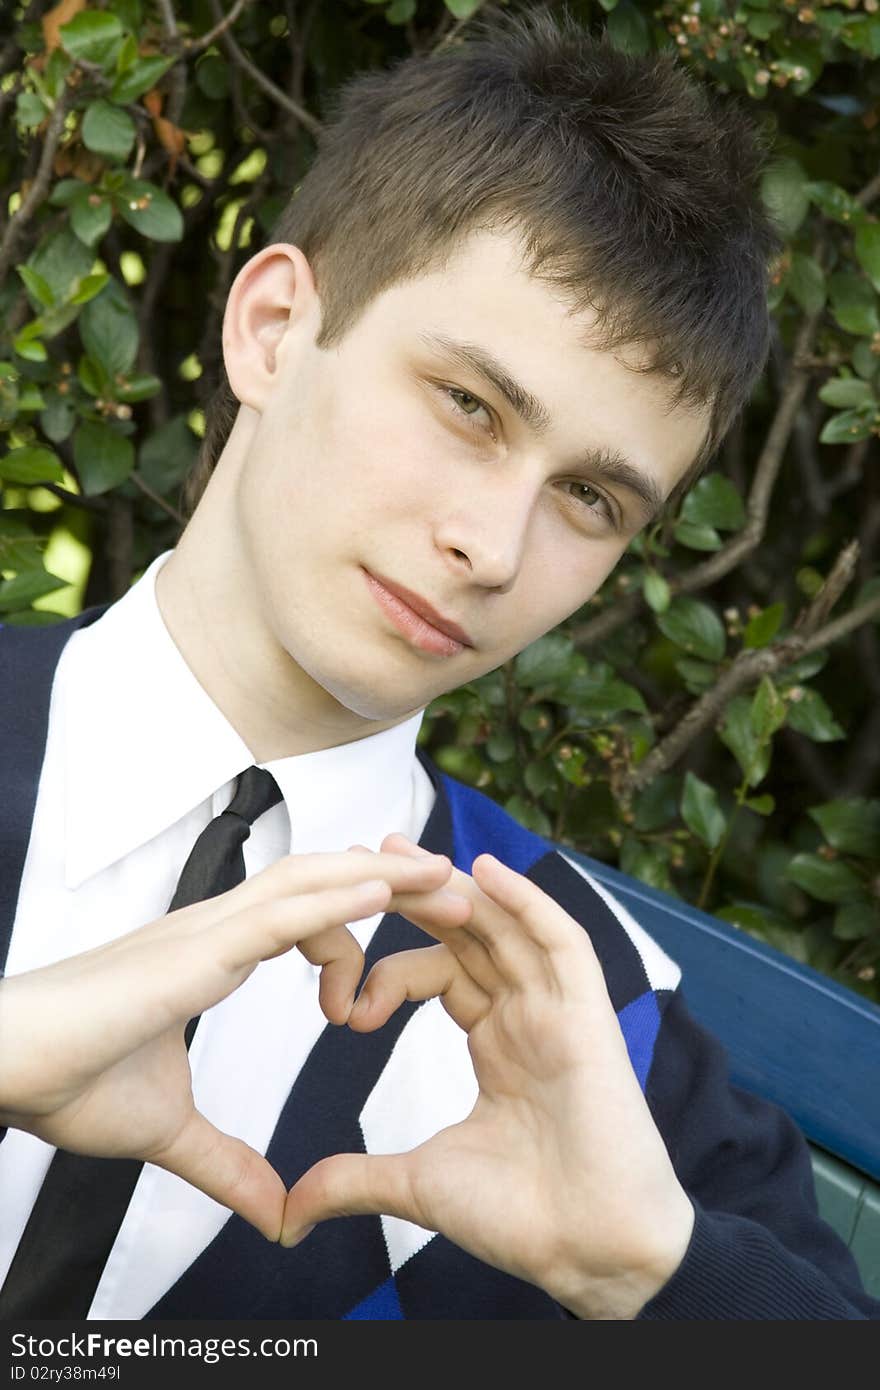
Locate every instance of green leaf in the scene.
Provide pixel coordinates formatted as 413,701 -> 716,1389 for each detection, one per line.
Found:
16,90 -> 48,130
718,695 -> 771,787
386,0 -> 417,20
657,596 -> 726,662
78,354 -> 107,398
114,373 -> 161,402
643,570 -> 671,613
828,271 -> 880,336
40,391 -> 76,443
833,902 -> 878,941
680,474 -> 746,532
137,415 -> 197,494
750,676 -> 787,742
855,221 -> 880,293
16,265 -> 56,309
818,375 -> 875,409
632,773 -> 678,832
681,771 -> 726,850
114,179 -> 183,242
563,663 -> 646,715
70,188 -> 112,248
786,688 -> 845,741
524,760 -> 557,797
674,657 -> 717,693
486,731 -> 516,762
0,568 -> 68,611
26,229 -> 93,304
17,382 -> 45,413
69,271 -> 111,306
785,852 -> 865,903
110,54 -> 173,105
503,794 -> 552,837
761,158 -> 810,237
808,798 -> 880,858
819,408 -> 874,444
806,181 -> 867,227
0,364 -> 19,425
605,0 -> 652,53
444,0 -> 482,14
786,252 -> 826,314
852,340 -> 879,379
59,10 -> 123,67
514,632 -> 576,688
195,55 -> 230,101
78,281 -> 138,377
619,835 -> 676,895
744,794 -> 775,815
82,99 -> 136,160
672,519 -> 722,551
0,445 -> 65,485
72,419 -> 135,495
743,602 -> 785,649
49,179 -> 85,209
12,334 -> 47,363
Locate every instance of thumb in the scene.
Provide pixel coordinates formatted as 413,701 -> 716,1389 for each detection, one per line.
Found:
147,1110 -> 287,1241
281,1151 -> 420,1247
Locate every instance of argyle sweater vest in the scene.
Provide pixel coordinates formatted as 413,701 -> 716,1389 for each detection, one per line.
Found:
0,602 -> 683,1319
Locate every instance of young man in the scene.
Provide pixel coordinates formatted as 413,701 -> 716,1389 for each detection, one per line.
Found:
0,11 -> 877,1320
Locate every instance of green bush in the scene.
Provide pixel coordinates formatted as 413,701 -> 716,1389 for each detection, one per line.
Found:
1,0 -> 878,1002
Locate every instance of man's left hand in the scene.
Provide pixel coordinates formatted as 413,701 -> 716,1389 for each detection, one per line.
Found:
280,833 -> 694,1320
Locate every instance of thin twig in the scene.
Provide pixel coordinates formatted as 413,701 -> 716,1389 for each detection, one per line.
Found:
206,0 -> 321,138
178,0 -> 252,58
129,469 -> 187,526
0,84 -> 75,283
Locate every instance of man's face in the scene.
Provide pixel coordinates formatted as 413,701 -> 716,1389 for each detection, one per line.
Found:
232,229 -> 709,727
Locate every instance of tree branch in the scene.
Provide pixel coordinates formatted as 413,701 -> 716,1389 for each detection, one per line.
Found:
620,541 -> 877,795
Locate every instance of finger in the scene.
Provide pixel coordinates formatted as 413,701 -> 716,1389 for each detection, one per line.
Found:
380,834 -> 509,994
472,854 -> 597,963
148,1111 -> 286,1241
295,924 -> 369,1026
281,1151 -> 421,1246
387,837 -> 552,991
224,848 -> 454,915
348,943 -> 488,1034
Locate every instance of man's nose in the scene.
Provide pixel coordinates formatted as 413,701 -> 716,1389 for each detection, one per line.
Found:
433,470 -> 538,593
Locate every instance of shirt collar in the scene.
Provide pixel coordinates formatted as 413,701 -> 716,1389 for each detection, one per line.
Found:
63,551 -> 426,889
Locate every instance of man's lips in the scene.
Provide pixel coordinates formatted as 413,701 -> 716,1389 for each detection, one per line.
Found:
363,569 -> 474,649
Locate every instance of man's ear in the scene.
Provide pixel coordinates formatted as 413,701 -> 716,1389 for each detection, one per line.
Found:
222,243 -> 319,411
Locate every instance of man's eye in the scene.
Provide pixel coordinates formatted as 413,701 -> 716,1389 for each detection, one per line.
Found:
446,387 -> 493,429
563,480 -> 616,525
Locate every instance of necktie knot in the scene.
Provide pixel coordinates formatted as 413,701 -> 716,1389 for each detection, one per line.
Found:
226,765 -> 284,826
168,766 -> 283,913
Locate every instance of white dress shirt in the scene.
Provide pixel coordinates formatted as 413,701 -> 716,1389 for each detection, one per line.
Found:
0,549 -> 436,1318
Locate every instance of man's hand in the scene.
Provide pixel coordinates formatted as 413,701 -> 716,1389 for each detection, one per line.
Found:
0,847 -> 467,1241
280,835 -> 695,1319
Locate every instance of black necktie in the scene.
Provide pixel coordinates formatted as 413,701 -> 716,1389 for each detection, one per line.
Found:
0,766 -> 283,1319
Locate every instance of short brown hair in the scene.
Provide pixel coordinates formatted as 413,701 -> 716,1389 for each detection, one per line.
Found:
183,6 -> 782,520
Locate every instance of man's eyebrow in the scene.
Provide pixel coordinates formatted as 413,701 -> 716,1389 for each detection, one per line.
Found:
417,329 -> 668,526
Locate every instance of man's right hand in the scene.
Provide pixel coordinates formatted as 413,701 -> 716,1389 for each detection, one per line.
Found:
0,848 -> 468,1239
